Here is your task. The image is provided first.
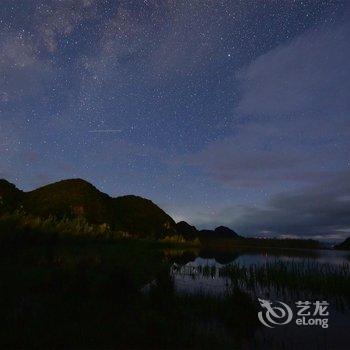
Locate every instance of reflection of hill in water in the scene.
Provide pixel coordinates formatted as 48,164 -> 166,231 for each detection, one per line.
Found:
199,249 -> 240,264
199,250 -> 241,265
163,249 -> 199,265
164,247 -> 324,268
164,249 -> 241,266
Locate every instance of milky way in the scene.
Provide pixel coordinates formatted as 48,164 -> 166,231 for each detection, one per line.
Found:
1,1 -> 349,240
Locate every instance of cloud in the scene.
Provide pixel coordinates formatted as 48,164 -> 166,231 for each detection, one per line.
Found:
80,0 -> 228,87
0,1 -> 101,105
181,22 -> 350,240
235,23 -> 350,116
186,117 -> 350,188
186,22 -> 350,188
0,34 -> 37,69
35,0 -> 99,52
186,171 -> 350,241
0,31 -> 55,104
227,171 -> 350,240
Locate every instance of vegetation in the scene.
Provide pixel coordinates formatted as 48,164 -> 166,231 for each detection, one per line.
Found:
0,244 -> 153,348
220,260 -> 350,299
0,211 -> 130,246
0,211 -> 202,251
160,234 -> 201,246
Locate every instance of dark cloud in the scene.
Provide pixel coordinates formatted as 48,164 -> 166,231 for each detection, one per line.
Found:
216,171 -> 350,241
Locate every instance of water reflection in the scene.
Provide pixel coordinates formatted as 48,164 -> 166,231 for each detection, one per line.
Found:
170,259 -> 231,295
165,247 -> 350,268
166,248 -> 350,298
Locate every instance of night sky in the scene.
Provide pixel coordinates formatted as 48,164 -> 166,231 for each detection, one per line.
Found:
1,1 -> 349,241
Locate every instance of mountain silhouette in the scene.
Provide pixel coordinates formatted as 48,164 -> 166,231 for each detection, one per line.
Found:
175,221 -> 198,239
199,226 -> 242,239
0,178 -> 242,239
334,237 -> 350,250
0,179 -> 24,212
175,221 -> 241,240
0,178 -> 176,238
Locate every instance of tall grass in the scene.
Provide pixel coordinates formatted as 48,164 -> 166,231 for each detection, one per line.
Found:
0,211 -> 134,245
220,260 -> 350,298
0,211 -> 195,245
159,234 -> 201,246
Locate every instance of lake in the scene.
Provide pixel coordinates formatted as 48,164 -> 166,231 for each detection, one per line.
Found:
162,247 -> 350,349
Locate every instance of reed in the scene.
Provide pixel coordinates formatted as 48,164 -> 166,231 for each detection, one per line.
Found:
220,260 -> 350,298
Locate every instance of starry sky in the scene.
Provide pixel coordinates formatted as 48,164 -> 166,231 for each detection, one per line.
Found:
1,1 -> 350,241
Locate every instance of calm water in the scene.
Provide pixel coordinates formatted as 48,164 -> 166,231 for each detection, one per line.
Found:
168,248 -> 350,295
232,248 -> 350,266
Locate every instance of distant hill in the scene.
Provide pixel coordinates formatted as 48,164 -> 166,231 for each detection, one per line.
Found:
199,226 -> 242,239
175,221 -> 242,240
175,221 -> 198,240
1,178 -> 243,240
23,179 -> 113,224
0,178 -> 176,238
334,237 -> 350,250
0,179 -> 326,249
112,195 -> 176,237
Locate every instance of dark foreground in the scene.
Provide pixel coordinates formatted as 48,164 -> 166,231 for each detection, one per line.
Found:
0,239 -> 349,349
0,240 -> 257,349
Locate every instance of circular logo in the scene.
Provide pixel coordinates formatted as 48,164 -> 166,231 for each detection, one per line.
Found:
258,298 -> 293,328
